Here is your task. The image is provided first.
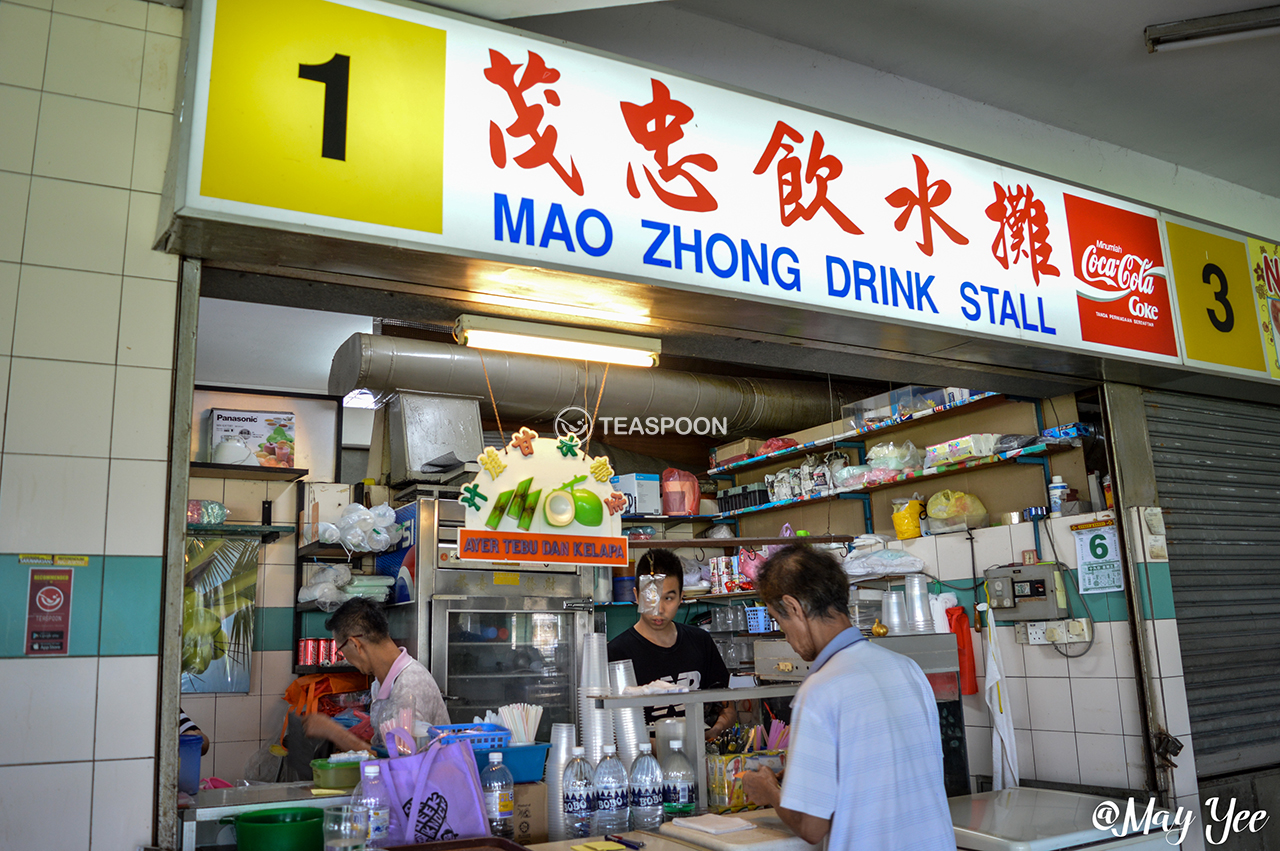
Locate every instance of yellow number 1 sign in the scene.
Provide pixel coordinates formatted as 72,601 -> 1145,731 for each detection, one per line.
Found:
1165,221 -> 1265,373
200,0 -> 446,234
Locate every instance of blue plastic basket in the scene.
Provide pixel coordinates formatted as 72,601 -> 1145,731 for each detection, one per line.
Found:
472,742 -> 552,783
745,606 -> 773,634
429,723 -> 512,749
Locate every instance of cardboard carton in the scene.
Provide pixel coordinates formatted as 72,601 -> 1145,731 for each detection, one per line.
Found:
513,781 -> 548,845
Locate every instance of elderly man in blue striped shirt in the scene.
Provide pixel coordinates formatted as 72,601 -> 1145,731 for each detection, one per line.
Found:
742,544 -> 955,850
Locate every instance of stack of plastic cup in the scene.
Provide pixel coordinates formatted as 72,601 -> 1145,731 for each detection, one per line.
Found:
609,659 -> 645,771
578,633 -> 615,765
882,590 -> 907,635
903,574 -> 935,634
546,722 -> 577,841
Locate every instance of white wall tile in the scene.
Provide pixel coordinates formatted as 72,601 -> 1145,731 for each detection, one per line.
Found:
0,4 -> 51,89
11,265 -> 121,363
213,738 -> 258,783
123,190 -> 177,280
900,533 -> 937,572
1140,620 -> 1162,680
110,365 -> 171,460
260,650 -> 294,700
1065,618 -> 1115,678
4,356 -> 115,455
23,177 -> 130,273
0,656 -> 98,764
0,762 -> 91,848
53,0 -> 147,29
43,14 -> 144,107
1022,641 -> 1069,677
257,560 -> 295,609
1031,729 -> 1080,784
201,742 -> 216,781
9,0 -> 56,9
0,172 -> 31,262
933,531 -> 970,580
146,2 -> 182,37
1168,732 -> 1198,802
962,690 -> 989,727
0,356 -> 9,450
180,694 -> 215,742
138,29 -> 180,113
965,725 -> 992,778
1014,728 -> 1034,779
222,479 -> 268,525
90,757 -> 154,851
972,524 -> 1013,571
1071,676 -> 1123,735
1153,619 -> 1184,679
263,531 -> 296,567
214,694 -> 262,743
971,629 -> 985,678
990,626 -> 1024,676
246,650 -> 262,696
1123,735 -> 1148,791
0,452 -> 108,552
117,275 -> 176,367
261,692 -> 289,744
186,477 -> 223,503
1009,521 -> 1037,563
94,655 -> 157,760
1075,732 -> 1129,788
104,458 -> 166,555
1118,676 -> 1142,738
1162,676 -> 1191,738
0,262 -> 17,352
34,92 -> 137,187
0,84 -> 41,173
1025,676 -> 1074,732
131,107 -> 171,193
1006,676 -> 1030,730
1111,621 -> 1136,679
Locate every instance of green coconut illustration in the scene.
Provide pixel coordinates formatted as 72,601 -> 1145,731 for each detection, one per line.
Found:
546,474 -> 603,527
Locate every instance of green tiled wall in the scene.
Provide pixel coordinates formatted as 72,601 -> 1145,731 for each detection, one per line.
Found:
0,554 -> 105,657
100,556 -> 162,655
253,606 -> 295,652
1136,562 -> 1176,620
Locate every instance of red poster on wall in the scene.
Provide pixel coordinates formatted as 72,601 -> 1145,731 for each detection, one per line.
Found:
1063,194 -> 1179,357
25,560 -> 75,656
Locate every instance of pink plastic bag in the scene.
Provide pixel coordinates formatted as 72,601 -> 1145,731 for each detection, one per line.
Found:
371,739 -> 489,844
661,468 -> 700,516
738,547 -> 766,582
763,523 -> 796,559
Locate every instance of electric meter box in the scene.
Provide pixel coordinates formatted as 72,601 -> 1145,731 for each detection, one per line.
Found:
984,563 -> 1067,621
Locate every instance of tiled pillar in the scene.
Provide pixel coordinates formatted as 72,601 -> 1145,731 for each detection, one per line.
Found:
0,0 -> 182,848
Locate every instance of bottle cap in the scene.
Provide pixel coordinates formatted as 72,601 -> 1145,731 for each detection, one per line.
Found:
672,739 -> 683,749
362,762 -> 380,776
572,746 -> 585,756
603,745 -> 616,754
1052,475 -> 1064,484
639,743 -> 652,752
489,752 -> 503,763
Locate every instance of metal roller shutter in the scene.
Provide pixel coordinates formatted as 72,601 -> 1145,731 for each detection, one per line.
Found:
1143,390 -> 1280,777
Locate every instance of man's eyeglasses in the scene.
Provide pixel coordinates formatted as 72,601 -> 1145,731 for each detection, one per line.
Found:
336,634 -> 364,656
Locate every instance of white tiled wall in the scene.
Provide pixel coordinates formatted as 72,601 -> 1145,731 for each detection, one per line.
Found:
0,0 -> 183,848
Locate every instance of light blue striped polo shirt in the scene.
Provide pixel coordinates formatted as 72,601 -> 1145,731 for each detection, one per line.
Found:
778,628 -> 955,850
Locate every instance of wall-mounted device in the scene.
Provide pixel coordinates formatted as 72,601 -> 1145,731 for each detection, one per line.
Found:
984,563 -> 1067,621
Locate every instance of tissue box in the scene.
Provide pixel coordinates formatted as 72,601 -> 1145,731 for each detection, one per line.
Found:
611,473 -> 660,515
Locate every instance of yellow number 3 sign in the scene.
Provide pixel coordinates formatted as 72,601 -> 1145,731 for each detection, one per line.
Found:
1166,221 -> 1265,373
201,0 -> 446,234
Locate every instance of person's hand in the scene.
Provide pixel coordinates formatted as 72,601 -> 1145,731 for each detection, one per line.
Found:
301,712 -> 344,742
741,766 -> 781,808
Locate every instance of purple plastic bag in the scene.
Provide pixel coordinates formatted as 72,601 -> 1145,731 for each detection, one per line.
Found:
373,739 -> 490,844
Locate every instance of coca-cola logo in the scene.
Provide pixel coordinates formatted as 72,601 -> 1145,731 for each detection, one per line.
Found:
1079,242 -> 1164,301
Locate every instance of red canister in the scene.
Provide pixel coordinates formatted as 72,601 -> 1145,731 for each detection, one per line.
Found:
299,638 -> 319,667
318,638 -> 333,667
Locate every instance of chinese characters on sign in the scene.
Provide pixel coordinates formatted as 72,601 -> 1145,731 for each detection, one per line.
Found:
486,49 -> 584,195
754,121 -> 861,234
621,80 -> 719,212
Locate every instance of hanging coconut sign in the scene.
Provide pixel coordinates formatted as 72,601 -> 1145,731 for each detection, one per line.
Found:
458,428 -> 628,565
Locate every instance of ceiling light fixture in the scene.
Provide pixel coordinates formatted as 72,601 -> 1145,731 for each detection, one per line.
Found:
454,314 -> 661,367
1145,4 -> 1280,52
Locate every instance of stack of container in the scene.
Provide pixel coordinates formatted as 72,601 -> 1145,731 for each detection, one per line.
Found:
609,659 -> 645,771
546,723 -> 576,841
578,634 -> 615,765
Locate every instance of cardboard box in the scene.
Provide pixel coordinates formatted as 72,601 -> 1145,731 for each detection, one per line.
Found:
711,438 -> 765,466
610,473 -> 660,515
512,781 -> 548,845
299,483 -> 352,545
208,408 -> 296,467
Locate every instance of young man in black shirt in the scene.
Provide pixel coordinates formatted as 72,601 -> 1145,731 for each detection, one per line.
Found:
607,549 -> 736,740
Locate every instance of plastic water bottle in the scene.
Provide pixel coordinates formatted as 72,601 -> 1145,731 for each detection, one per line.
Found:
481,751 -> 516,839
592,745 -> 629,835
629,743 -> 665,830
357,762 -> 393,848
662,740 -> 696,820
563,746 -> 596,838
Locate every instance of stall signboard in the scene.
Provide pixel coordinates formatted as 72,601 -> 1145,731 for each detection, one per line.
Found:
179,0 -> 1279,379
22,555 -> 84,656
1164,220 -> 1267,376
457,429 -> 627,566
1247,238 -> 1280,379
1070,519 -> 1124,595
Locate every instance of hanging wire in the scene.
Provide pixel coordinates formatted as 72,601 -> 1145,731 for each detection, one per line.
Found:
476,348 -> 506,452
583,362 -> 610,457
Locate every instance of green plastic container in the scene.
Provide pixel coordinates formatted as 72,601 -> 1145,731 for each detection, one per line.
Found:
310,757 -> 362,790
221,807 -> 322,851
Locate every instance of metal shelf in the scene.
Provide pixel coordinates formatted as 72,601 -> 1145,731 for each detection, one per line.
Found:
190,462 -> 309,482
186,523 -> 295,544
293,664 -> 360,675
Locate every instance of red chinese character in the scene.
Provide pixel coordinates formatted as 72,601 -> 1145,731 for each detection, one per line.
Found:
753,121 -> 861,234
485,49 -> 584,196
605,492 -> 628,517
985,182 -> 1060,284
620,80 -> 718,212
509,427 -> 539,457
885,154 -> 968,257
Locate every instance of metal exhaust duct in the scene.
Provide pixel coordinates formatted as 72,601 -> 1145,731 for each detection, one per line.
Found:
329,333 -> 843,435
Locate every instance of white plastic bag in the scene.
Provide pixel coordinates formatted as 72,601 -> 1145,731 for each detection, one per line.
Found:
841,548 -> 926,578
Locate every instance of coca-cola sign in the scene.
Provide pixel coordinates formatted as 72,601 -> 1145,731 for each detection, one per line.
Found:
1064,194 -> 1178,357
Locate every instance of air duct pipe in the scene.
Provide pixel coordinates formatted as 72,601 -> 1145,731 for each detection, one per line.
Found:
329,334 -> 842,435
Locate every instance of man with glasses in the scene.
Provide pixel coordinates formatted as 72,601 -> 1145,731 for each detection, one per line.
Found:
303,597 -> 449,752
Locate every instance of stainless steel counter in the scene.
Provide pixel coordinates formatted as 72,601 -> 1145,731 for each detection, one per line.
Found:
179,782 -> 350,851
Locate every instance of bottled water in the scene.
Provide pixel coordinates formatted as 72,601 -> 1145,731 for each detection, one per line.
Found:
592,745 -> 629,835
628,743 -> 664,831
662,740 -> 697,820
357,762 -> 393,848
480,752 -> 516,839
563,746 -> 596,838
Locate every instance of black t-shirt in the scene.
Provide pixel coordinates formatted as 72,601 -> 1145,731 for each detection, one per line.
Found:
607,622 -> 730,723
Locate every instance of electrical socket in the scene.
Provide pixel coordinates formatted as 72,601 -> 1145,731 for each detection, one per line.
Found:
1015,621 -> 1050,644
1015,619 -> 1092,645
